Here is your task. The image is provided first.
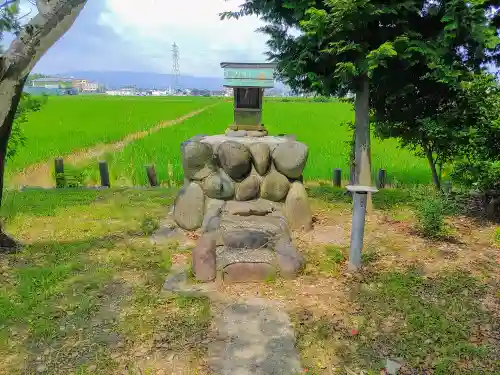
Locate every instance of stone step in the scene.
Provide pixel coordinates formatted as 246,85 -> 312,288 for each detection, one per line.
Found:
216,247 -> 277,283
219,214 -> 290,249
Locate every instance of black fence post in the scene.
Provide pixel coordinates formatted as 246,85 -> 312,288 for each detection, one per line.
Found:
99,161 -> 110,188
333,168 -> 342,187
146,165 -> 158,187
377,168 -> 387,189
55,158 -> 64,188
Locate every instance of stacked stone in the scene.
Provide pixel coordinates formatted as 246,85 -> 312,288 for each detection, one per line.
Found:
173,134 -> 312,283
173,136 -> 313,232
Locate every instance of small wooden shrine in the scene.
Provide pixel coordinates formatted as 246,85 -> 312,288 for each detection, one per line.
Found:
220,62 -> 277,132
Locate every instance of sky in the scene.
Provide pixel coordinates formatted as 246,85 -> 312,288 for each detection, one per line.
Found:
30,0 -> 270,77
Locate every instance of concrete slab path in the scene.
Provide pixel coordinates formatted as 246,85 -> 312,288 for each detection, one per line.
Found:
207,298 -> 302,375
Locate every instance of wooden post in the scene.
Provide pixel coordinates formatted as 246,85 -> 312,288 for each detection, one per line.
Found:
146,165 -> 158,187
377,169 -> 387,189
99,161 -> 110,188
333,168 -> 342,187
55,158 -> 64,188
443,180 -> 452,194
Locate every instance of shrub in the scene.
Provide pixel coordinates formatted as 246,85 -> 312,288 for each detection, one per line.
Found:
415,194 -> 447,238
452,160 -> 500,192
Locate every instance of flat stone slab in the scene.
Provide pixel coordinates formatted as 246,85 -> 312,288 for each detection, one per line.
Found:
217,247 -> 276,269
220,215 -> 289,237
200,135 -> 289,150
220,215 -> 290,249
224,200 -> 282,217
208,298 -> 302,375
217,248 -> 277,283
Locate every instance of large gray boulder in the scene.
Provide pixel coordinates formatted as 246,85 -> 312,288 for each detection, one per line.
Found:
173,182 -> 205,230
202,170 -> 235,200
261,170 -> 290,202
285,182 -> 313,231
181,140 -> 216,180
249,143 -> 271,176
192,233 -> 217,282
217,141 -> 252,181
272,141 -> 308,179
235,174 -> 260,201
275,236 -> 305,279
201,199 -> 225,232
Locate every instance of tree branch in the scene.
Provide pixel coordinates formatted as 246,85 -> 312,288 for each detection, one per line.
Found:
0,0 -> 16,10
1,0 -> 88,80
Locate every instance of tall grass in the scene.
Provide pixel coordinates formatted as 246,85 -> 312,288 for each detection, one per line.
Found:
7,95 -> 218,175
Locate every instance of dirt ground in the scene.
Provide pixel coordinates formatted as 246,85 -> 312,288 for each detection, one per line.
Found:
0,187 -> 498,375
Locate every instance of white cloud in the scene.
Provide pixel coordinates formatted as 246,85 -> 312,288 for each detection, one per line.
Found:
99,0 -> 270,77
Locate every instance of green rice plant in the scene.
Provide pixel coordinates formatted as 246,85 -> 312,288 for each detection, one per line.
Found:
54,98 -> 432,187
78,103 -> 231,186
263,100 -> 430,185
7,95 -> 217,175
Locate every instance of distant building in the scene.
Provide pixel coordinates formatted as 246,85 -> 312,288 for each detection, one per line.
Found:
31,77 -> 100,93
106,87 -> 136,96
151,90 -> 168,96
72,79 -> 99,93
32,77 -> 73,89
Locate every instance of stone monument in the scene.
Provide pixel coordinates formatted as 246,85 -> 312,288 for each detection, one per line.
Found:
172,62 -> 313,283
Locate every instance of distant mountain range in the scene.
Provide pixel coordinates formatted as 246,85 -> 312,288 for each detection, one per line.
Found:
61,70 -> 288,92
63,71 -> 224,91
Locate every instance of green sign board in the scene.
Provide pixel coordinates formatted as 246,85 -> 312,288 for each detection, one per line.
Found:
221,62 -> 276,88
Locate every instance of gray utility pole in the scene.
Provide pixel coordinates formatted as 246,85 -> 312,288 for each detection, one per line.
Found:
172,42 -> 180,91
346,184 -> 378,271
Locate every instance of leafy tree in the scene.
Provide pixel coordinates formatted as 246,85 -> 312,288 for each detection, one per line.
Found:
222,0 -> 499,189
0,0 -> 88,250
26,72 -> 49,85
9,93 -> 47,160
450,73 -> 500,193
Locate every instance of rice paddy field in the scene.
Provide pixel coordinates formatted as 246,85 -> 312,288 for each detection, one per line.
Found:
7,96 -> 217,174
8,95 -> 431,187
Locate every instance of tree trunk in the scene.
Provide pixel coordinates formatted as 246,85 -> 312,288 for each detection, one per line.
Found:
425,146 -> 441,191
354,75 -> 372,186
0,0 -> 88,252
0,76 -> 27,251
354,75 -> 373,212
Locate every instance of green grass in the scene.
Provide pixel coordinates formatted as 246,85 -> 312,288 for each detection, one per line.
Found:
293,268 -> 499,375
0,188 -> 211,374
8,95 -> 217,174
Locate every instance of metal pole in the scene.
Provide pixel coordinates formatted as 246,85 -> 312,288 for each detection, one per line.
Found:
348,192 -> 368,271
